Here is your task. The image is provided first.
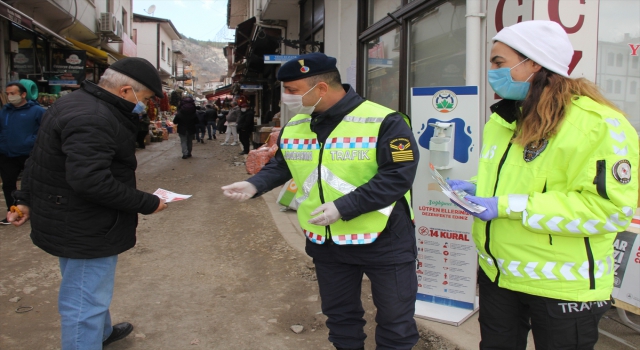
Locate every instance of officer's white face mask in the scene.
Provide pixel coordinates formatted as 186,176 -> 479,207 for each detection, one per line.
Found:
281,84 -> 322,115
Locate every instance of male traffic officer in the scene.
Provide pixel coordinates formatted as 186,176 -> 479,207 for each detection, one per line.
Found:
222,53 -> 419,350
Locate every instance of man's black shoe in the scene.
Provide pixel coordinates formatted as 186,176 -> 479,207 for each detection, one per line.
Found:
335,347 -> 364,350
182,155 -> 188,159
103,322 -> 133,347
187,154 -> 192,158
213,135 -> 217,139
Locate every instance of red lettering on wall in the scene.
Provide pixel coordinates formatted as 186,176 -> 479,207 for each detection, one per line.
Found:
568,50 -> 583,75
630,44 -> 640,56
495,0 -> 524,32
548,0 -> 585,34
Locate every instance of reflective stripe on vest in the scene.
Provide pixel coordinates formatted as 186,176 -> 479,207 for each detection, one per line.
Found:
478,254 -> 614,281
281,101 -> 413,245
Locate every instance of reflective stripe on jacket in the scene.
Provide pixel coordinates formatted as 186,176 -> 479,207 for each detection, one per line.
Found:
281,101 -> 414,245
475,96 -> 639,301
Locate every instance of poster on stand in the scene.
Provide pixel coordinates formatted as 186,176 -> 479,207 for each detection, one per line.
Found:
611,210 -> 640,309
410,86 -> 480,326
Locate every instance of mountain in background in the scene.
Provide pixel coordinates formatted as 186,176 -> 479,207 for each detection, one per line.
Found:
173,37 -> 228,86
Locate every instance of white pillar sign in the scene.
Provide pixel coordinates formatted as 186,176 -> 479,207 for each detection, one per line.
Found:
411,86 -> 481,325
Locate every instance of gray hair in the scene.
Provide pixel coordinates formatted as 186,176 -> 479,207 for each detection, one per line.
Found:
98,69 -> 149,93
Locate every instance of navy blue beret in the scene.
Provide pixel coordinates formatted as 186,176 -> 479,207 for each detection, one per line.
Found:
277,53 -> 338,82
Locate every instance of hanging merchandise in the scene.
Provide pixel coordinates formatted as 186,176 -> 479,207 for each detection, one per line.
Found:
160,92 -> 170,112
147,99 -> 157,120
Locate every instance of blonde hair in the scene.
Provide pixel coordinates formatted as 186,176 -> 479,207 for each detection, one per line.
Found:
514,69 -> 624,147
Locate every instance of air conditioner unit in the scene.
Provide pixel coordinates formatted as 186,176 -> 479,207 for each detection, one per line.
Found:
115,21 -> 123,39
99,12 -> 117,34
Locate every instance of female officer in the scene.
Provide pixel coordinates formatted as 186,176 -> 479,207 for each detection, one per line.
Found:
448,20 -> 638,349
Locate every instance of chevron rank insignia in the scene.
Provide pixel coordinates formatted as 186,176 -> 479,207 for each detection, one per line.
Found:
390,138 -> 413,162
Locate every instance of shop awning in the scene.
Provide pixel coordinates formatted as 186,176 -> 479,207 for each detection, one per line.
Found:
234,17 -> 256,61
207,84 -> 233,99
66,38 -> 117,64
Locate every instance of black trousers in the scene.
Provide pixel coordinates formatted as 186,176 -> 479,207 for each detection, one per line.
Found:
0,154 -> 28,212
136,130 -> 147,148
238,129 -> 252,154
478,269 -> 609,350
314,260 -> 418,350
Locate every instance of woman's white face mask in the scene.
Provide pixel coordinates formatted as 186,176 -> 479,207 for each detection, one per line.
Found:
281,84 -> 322,115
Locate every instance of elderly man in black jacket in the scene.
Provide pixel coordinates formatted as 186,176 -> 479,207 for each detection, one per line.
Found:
8,57 -> 168,349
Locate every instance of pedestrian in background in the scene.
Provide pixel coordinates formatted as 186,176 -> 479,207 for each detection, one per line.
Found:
136,111 -> 150,149
205,104 -> 218,140
0,82 -> 44,224
195,105 -> 207,144
221,101 -> 239,146
217,107 -> 228,134
173,96 -> 198,159
222,53 -> 420,350
447,20 -> 638,349
7,57 -> 168,349
236,102 -> 254,155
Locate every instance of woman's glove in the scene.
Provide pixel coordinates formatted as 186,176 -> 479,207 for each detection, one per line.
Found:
446,179 -> 476,196
464,195 -> 498,221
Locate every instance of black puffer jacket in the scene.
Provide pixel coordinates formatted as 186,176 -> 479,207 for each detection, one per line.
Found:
14,81 -> 160,259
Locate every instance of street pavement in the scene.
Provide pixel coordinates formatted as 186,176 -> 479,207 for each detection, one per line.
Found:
1,134 -> 638,349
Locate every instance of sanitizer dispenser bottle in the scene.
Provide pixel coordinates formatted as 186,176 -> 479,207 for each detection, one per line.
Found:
428,122 -> 455,169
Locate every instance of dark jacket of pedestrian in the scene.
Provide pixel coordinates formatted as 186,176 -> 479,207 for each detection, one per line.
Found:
138,113 -> 151,132
13,81 -> 161,259
196,108 -> 207,126
205,106 -> 217,123
173,98 -> 198,135
237,108 -> 255,132
0,99 -> 45,157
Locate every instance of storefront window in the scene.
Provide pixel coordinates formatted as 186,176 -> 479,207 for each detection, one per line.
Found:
596,0 -> 640,133
364,30 -> 400,110
408,2 -> 466,90
367,0 -> 402,27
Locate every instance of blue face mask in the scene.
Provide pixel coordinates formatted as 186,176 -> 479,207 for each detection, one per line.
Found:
131,89 -> 146,114
488,58 -> 533,100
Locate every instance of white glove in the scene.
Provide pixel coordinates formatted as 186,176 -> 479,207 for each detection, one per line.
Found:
221,181 -> 257,202
308,202 -> 341,226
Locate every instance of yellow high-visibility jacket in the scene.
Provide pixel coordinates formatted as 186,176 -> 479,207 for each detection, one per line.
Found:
475,96 -> 638,301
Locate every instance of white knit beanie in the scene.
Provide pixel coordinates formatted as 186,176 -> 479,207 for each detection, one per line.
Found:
493,20 -> 573,77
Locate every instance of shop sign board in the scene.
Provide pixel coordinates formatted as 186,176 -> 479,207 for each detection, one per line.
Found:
49,49 -> 86,85
263,55 -> 300,64
0,3 -> 33,29
12,48 -> 35,74
410,86 -> 480,326
368,58 -> 393,67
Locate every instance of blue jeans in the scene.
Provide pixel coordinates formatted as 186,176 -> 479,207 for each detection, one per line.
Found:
206,122 -> 217,139
59,255 -> 118,350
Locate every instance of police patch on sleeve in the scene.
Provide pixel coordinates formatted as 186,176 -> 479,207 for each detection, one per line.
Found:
390,138 -> 414,162
612,159 -> 631,184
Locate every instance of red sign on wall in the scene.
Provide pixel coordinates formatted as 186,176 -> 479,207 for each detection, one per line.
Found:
121,34 -> 137,58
